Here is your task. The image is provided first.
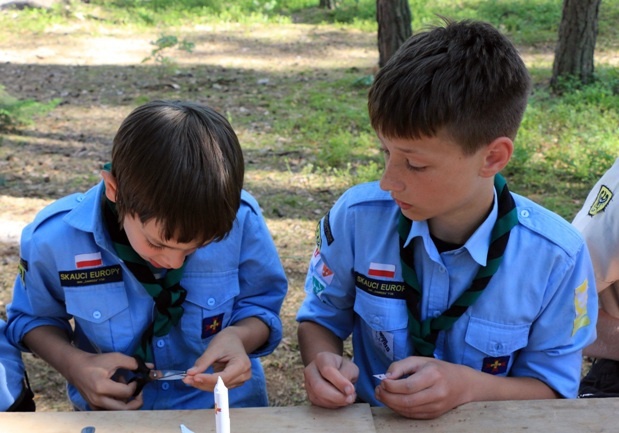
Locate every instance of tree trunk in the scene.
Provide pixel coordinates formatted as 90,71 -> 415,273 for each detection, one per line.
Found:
376,0 -> 412,68
319,0 -> 336,10
551,0 -> 601,89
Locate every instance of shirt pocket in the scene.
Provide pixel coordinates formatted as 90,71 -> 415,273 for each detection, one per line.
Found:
354,288 -> 410,361
180,270 -> 240,347
462,316 -> 530,375
65,283 -> 134,353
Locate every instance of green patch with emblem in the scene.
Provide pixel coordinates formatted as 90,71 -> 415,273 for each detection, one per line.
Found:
312,275 -> 325,296
18,258 -> 28,287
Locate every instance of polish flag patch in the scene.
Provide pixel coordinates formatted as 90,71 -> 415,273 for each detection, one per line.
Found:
368,262 -> 395,278
75,252 -> 103,269
320,262 -> 334,284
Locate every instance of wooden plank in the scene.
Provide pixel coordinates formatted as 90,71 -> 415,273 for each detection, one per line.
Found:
0,403 -> 376,433
372,398 -> 619,433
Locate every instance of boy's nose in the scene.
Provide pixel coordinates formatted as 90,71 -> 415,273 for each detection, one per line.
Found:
379,164 -> 404,192
165,250 -> 187,269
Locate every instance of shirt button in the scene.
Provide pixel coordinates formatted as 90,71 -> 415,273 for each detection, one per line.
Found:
520,209 -> 530,218
373,316 -> 380,324
161,382 -> 170,391
76,195 -> 84,202
156,340 -> 165,348
207,298 -> 216,307
92,311 -> 102,320
438,266 -> 446,273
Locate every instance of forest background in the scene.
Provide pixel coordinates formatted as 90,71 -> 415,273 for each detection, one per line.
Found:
0,0 -> 618,411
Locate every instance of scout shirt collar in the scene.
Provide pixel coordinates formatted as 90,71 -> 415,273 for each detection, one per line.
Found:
62,181 -> 116,251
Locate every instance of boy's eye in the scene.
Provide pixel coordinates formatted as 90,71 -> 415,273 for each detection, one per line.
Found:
147,241 -> 164,250
406,162 -> 427,172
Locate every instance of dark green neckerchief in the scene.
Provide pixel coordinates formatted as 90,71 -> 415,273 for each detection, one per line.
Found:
398,174 -> 518,357
103,198 -> 187,363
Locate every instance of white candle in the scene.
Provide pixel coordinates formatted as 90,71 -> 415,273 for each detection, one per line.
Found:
215,376 -> 230,433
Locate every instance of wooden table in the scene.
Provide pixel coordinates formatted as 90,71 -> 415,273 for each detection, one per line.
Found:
372,398 -> 619,432
0,403 -> 375,433
2,398 -> 619,432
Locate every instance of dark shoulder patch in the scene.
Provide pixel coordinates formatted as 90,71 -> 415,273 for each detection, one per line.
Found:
323,210 -> 334,246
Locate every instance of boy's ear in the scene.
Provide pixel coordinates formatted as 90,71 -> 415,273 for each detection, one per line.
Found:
479,137 -> 513,178
101,170 -> 118,203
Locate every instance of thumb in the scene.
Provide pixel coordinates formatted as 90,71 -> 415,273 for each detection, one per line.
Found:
186,352 -> 215,376
386,356 -> 423,380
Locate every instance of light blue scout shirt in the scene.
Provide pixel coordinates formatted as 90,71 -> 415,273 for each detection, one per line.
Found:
7,181 -> 288,410
297,181 -> 598,406
0,320 -> 27,411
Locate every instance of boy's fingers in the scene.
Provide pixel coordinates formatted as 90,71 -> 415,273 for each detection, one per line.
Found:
339,361 -> 359,385
386,356 -> 424,379
186,353 -> 215,376
320,365 -> 356,396
305,365 -> 356,407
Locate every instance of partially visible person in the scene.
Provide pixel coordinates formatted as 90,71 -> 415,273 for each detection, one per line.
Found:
573,158 -> 619,397
296,19 -> 598,420
1,319 -> 35,411
6,100 -> 288,411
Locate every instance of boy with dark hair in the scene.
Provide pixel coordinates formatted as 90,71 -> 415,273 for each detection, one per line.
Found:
296,20 -> 597,419
6,100 -> 288,411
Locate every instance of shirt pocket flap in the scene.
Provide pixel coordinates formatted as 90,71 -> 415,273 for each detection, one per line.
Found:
183,270 -> 240,310
354,288 -> 408,331
66,285 -> 129,324
465,316 -> 530,357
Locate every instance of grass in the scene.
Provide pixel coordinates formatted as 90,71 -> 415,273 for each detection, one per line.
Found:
0,0 -> 618,410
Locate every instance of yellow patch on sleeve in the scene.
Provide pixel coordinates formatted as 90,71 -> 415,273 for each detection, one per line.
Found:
588,185 -> 613,216
573,279 -> 590,336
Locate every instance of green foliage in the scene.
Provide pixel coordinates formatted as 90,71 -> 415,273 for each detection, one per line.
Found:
142,34 -> 195,66
0,87 -> 60,132
505,69 -> 619,218
0,0 -> 617,49
411,0 -> 562,45
597,0 -> 619,48
268,74 -> 380,179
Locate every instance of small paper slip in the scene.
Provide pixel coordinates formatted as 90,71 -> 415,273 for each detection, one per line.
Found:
180,424 -> 195,433
373,373 -> 388,380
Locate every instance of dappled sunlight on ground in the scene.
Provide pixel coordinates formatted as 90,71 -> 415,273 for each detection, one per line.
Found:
0,23 -> 378,71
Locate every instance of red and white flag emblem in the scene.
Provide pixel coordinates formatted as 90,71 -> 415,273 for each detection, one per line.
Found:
368,262 -> 395,278
75,252 -> 103,269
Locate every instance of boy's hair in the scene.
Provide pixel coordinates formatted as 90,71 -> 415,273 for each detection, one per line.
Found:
110,100 -> 244,244
368,19 -> 531,154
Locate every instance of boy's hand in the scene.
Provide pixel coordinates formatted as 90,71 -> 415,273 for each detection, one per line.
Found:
374,357 -> 471,419
183,328 -> 252,391
67,352 -> 143,410
303,351 -> 358,408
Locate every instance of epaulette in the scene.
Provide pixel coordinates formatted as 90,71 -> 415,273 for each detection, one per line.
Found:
342,181 -> 393,208
240,190 -> 262,214
29,193 -> 84,232
514,194 -> 583,257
